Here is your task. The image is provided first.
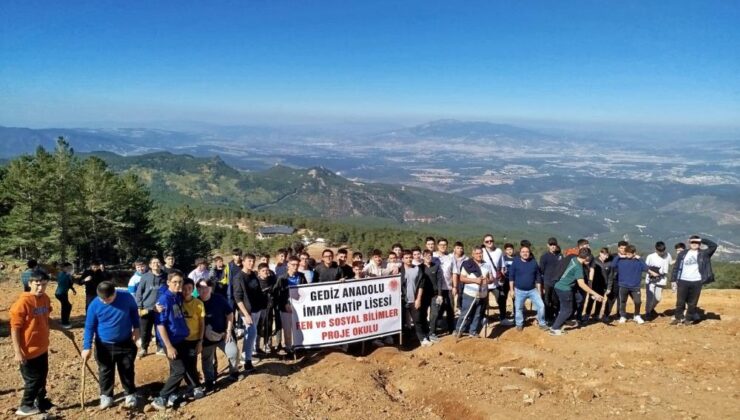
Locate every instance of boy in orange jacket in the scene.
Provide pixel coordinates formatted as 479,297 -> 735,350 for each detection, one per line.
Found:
10,273 -> 53,417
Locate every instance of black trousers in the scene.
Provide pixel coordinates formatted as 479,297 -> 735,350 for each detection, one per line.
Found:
543,284 -> 559,323
573,288 -> 586,321
429,290 -> 455,334
675,280 -> 703,321
95,339 -> 137,397
19,352 -> 48,407
85,294 -> 96,310
159,341 -> 200,398
56,294 -> 72,325
139,311 -> 159,350
603,287 -> 619,318
619,286 -> 642,318
490,283 -> 511,320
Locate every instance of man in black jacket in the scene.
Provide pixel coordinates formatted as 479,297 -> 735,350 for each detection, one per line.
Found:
539,238 -> 562,324
232,254 -> 266,373
671,236 -> 717,325
314,249 -> 342,283
421,250 -> 442,341
400,250 -> 432,347
273,257 -> 307,356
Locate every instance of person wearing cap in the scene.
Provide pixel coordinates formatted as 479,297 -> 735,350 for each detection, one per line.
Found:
135,257 -> 167,358
10,273 -> 53,417
671,235 -> 717,325
197,278 -> 241,390
539,237 -> 562,325
82,281 -> 141,410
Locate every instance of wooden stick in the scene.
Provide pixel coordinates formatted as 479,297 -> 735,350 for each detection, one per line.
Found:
80,360 -> 87,410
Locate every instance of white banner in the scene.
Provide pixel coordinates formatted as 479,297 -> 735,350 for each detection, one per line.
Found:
289,275 -> 402,349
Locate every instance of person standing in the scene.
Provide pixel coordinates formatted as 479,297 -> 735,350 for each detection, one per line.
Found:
55,262 -> 76,328
421,250 -> 441,341
82,281 -> 141,409
20,259 -> 39,292
451,242 -> 468,314
612,245 -> 659,324
644,241 -> 672,320
180,278 -> 205,399
671,236 -> 717,325
152,271 -> 198,410
188,258 -> 210,284
127,259 -> 148,294
10,273 -> 53,417
209,255 -> 228,298
314,249 -> 342,283
508,245 -> 547,332
540,238 -> 562,325
233,261 -> 269,373
583,248 -> 611,323
273,257 -> 307,357
400,250 -> 432,346
434,238 -> 456,334
197,279 -> 241,390
135,257 -> 167,358
80,260 -> 106,310
455,246 -> 492,338
482,234 -> 511,326
336,248 -> 354,279
549,249 -> 604,336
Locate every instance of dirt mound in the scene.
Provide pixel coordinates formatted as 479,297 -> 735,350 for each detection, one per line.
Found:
1,277 -> 738,419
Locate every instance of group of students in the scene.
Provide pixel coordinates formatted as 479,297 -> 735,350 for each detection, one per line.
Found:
10,233 -> 717,416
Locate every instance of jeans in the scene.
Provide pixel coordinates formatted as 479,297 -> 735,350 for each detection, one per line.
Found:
551,289 -> 574,330
514,288 -> 545,328
619,287 -> 642,318
56,294 -> 72,325
159,341 -> 199,398
645,281 -> 663,315
543,284 -> 559,323
201,337 -> 240,384
456,294 -> 485,335
95,339 -> 137,397
19,352 -> 48,407
243,310 -> 264,361
675,280 -> 703,321
428,290 -> 455,334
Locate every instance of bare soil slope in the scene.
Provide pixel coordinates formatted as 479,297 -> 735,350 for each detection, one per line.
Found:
1,278 -> 738,419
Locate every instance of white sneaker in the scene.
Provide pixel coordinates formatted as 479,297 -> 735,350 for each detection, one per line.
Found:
618,317 -> 627,324
166,393 -> 178,408
99,395 -> 113,410
421,338 -> 433,347
124,394 -> 137,408
634,315 -> 645,324
192,387 -> 205,400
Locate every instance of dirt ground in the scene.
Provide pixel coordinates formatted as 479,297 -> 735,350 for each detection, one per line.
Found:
1,276 -> 738,419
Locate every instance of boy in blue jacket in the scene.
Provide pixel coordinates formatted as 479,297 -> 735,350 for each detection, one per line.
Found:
613,245 -> 659,324
152,270 -> 198,410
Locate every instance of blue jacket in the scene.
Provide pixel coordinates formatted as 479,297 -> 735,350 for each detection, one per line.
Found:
83,292 -> 140,349
509,257 -> 542,291
614,258 -> 648,289
155,289 -> 189,346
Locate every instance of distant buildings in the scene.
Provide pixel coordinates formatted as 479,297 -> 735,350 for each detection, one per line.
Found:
256,224 -> 295,240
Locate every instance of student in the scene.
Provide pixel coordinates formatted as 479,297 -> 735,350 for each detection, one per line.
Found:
455,246 -> 491,338
257,263 -> 278,354
549,249 -> 604,336
82,281 -> 140,409
644,241 -> 672,320
364,249 -> 395,277
55,262 -> 76,328
127,259 -> 148,294
671,236 -> 717,325
422,250 -> 442,341
188,258 -> 210,284
20,259 -> 39,292
273,257 -> 307,356
315,249 -> 342,283
180,278 -> 205,398
233,262 -> 269,372
540,238 -> 562,323
570,239 -> 594,324
352,251 -> 364,264
135,257 -> 167,358
273,248 -> 288,278
602,241 -> 630,322
152,271 -> 199,410
80,260 -> 106,310
298,254 -> 315,284
508,245 -> 547,332
336,248 -> 354,279
434,238 -> 456,334
400,250 -> 432,346
209,256 -> 228,298
197,279 -> 241,391
584,248 -> 611,323
612,245 -> 659,324
384,251 -> 401,274
162,253 -> 176,275
10,273 -> 53,417
411,247 -> 423,266
424,236 -> 437,255
225,249 -> 243,307
482,234 -> 511,326
451,241 -> 468,313
351,261 -> 365,279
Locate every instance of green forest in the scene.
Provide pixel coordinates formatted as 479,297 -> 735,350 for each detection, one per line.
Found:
1,139 -> 737,288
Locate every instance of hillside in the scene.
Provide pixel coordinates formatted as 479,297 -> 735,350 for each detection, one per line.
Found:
86,151 -> 607,238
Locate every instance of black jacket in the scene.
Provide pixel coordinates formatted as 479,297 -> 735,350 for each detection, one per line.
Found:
232,270 -> 268,313
672,239 -> 717,285
273,271 -> 308,311
314,262 -> 342,283
422,262 -> 442,297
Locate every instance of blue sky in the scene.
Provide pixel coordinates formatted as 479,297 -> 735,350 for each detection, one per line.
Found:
1,0 -> 739,131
